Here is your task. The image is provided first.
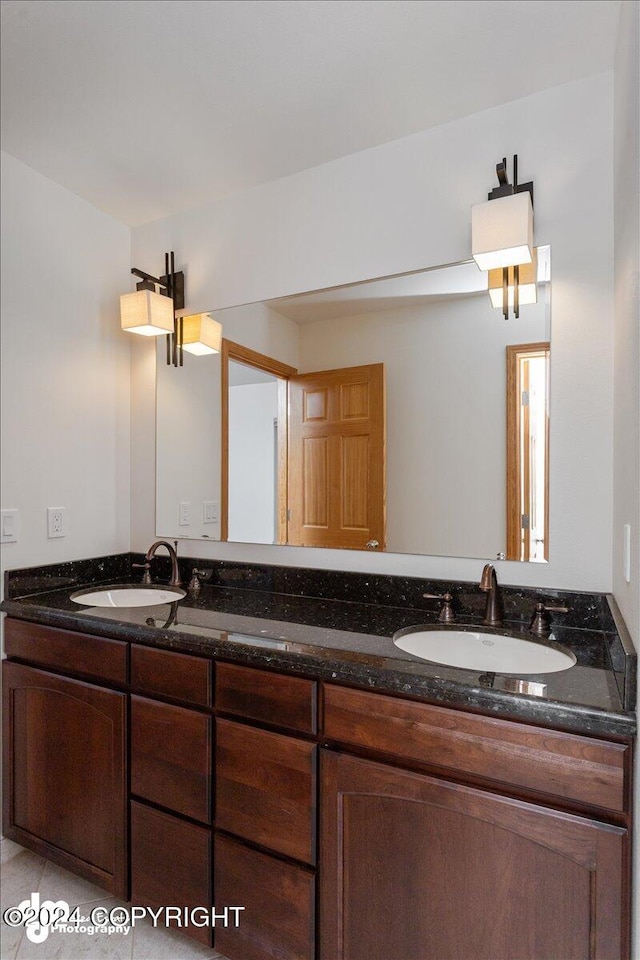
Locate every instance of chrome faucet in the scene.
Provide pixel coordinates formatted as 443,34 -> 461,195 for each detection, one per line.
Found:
145,540 -> 181,587
479,563 -> 503,627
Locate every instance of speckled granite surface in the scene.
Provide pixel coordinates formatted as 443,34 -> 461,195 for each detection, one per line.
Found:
2,554 -> 636,739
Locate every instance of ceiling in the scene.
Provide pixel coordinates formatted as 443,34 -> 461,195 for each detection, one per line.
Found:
1,0 -> 621,227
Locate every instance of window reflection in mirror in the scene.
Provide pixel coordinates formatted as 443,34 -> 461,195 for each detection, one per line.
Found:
156,248 -> 551,561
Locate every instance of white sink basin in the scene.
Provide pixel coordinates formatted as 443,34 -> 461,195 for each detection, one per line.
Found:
71,586 -> 185,608
393,627 -> 576,674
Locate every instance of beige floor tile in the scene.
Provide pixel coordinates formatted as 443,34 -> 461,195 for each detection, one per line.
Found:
13,898 -> 133,960
37,862 -> 110,909
1,846 -> 47,910
1,838 -> 30,865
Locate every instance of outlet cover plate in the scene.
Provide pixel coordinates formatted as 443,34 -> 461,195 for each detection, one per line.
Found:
47,507 -> 66,538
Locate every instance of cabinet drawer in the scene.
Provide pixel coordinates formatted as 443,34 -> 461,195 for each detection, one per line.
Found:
131,801 -> 212,947
216,662 -> 317,735
323,685 -> 629,814
214,834 -> 315,960
4,619 -> 127,686
216,718 -> 316,865
131,644 -> 212,706
131,695 -> 212,823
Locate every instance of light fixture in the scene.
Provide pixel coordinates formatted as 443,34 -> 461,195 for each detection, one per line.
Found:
120,289 -> 174,337
472,155 -> 535,319
120,252 -> 187,366
488,249 -> 538,311
181,313 -> 223,356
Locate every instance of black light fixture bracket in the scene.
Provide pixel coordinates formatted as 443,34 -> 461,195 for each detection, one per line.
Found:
130,252 -> 185,366
486,155 -> 534,320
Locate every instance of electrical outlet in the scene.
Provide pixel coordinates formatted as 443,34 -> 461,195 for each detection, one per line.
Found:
179,501 -> 191,526
47,507 -> 66,539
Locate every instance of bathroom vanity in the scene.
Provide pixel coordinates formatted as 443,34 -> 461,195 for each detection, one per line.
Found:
1,555 -> 636,960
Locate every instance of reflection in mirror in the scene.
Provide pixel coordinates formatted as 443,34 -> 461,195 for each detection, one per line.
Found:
156,249 -> 550,561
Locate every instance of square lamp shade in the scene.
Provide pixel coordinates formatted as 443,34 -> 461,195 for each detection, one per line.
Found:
488,249 -> 538,308
120,289 -> 174,336
181,314 -> 222,355
472,191 -> 533,271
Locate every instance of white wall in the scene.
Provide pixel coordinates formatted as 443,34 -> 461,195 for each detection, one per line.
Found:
156,345 -> 221,540
228,381 -> 279,544
131,73 -> 614,592
298,291 -> 549,558
612,4 -> 640,958
613,0 -> 640,646
0,152 -> 131,582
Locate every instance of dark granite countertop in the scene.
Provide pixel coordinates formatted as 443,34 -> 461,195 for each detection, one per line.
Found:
1,555 -> 636,740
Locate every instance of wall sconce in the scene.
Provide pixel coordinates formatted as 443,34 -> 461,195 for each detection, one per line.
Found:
120,252 -> 186,366
488,248 -> 538,314
472,155 -> 535,319
181,313 -> 223,356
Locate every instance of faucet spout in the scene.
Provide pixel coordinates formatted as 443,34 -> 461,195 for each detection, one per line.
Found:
479,563 -> 503,627
145,540 -> 181,587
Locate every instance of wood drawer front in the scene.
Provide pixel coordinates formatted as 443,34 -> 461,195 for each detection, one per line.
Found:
323,685 -> 629,814
216,662 -> 317,735
131,644 -> 212,706
216,718 -> 316,865
131,801 -> 212,947
214,834 -> 315,960
4,619 -> 127,686
131,695 -> 212,823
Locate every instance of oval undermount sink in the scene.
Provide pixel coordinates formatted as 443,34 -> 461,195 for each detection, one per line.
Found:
71,585 -> 186,608
393,627 -> 576,674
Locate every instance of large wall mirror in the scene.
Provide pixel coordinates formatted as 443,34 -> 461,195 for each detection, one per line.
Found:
156,249 -> 551,562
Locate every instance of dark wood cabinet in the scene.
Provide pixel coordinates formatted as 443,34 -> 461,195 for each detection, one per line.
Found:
1,618 -> 633,960
216,717 -> 317,865
2,660 -> 127,898
131,694 -> 212,823
320,749 -> 628,960
130,800 -> 212,946
214,834 -> 315,960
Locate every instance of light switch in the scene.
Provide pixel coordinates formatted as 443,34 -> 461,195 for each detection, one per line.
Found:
203,500 -> 218,523
1,509 -> 18,543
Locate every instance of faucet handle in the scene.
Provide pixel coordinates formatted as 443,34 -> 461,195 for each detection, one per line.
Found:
132,562 -> 152,585
529,602 -> 569,636
423,592 -> 457,623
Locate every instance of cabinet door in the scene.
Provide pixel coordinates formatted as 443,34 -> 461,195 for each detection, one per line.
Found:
2,661 -> 127,898
320,751 -> 628,960
216,718 -> 316,864
131,694 -> 212,823
131,801 -> 212,947
214,834 -> 315,960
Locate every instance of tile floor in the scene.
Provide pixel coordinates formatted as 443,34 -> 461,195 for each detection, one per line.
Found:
1,839 -> 229,960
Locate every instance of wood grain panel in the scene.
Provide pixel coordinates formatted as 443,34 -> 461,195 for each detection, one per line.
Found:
215,835 -> 315,960
341,435 -> 369,528
216,662 -> 317,735
303,437 -> 328,526
340,380 -> 369,419
288,363 -> 385,549
3,662 -> 127,898
131,801 -> 212,946
131,644 -> 212,706
320,750 -> 627,960
323,684 -> 628,813
4,619 -> 127,686
216,718 -> 316,864
131,695 -> 212,823
304,388 -> 328,421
